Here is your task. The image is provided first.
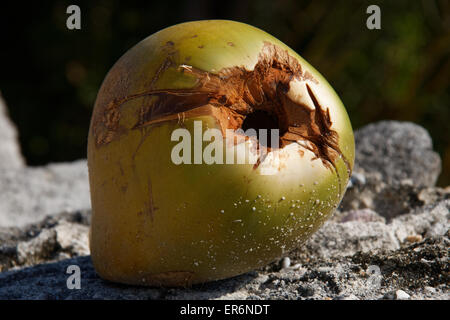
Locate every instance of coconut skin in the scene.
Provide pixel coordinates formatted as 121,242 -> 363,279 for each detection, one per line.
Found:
88,20 -> 355,286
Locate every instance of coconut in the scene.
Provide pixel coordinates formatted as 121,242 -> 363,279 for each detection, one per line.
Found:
88,20 -> 354,286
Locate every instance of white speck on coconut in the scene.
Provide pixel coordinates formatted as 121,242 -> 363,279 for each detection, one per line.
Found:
252,207 -> 256,211
245,199 -> 249,203
220,209 -> 225,214
281,196 -> 286,201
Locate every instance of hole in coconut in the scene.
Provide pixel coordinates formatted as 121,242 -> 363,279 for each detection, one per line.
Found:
241,110 -> 285,148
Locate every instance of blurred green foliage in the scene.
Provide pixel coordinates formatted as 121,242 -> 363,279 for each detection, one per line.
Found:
0,0 -> 449,185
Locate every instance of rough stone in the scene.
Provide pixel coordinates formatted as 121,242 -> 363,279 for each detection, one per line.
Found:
0,210 -> 91,272
0,160 -> 90,227
353,121 -> 441,187
341,172 -> 450,220
395,290 -> 410,300
338,208 -> 385,223
0,231 -> 447,300
0,92 -> 24,169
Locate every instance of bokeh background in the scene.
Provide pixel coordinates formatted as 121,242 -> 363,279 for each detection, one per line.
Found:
1,0 -> 449,185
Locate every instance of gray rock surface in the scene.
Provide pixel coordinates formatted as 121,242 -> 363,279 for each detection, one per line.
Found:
0,210 -> 90,272
354,121 -> 441,187
0,160 -> 90,227
0,92 -> 24,169
341,122 -> 445,220
0,96 -> 90,228
340,172 -> 449,220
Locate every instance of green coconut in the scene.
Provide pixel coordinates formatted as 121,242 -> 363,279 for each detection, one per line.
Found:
88,20 -> 354,286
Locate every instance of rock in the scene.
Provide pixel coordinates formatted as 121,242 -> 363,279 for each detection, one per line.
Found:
0,210 -> 90,271
0,92 -> 24,169
54,220 -> 89,256
300,219 -> 401,259
303,199 -> 449,260
354,121 -> 441,187
339,208 -> 385,223
390,200 -> 449,242
395,290 -> 410,300
298,285 -> 315,297
382,291 -> 396,300
0,160 -> 90,227
341,121 -> 445,219
0,95 -> 91,228
341,172 -> 450,220
424,286 -> 436,294
281,257 -> 291,269
335,294 -> 359,300
0,230 -> 447,300
351,231 -> 449,299
16,229 -> 58,265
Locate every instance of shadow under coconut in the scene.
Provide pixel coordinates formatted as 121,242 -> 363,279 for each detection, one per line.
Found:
0,255 -> 259,300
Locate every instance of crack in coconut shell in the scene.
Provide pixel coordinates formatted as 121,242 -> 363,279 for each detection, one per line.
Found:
93,42 -> 351,181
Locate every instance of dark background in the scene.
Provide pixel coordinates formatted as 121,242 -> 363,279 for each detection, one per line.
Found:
1,0 -> 449,186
